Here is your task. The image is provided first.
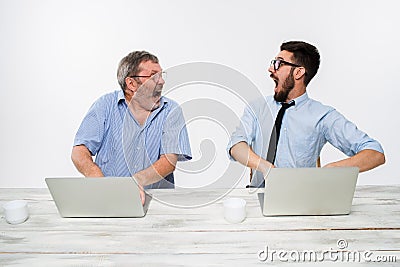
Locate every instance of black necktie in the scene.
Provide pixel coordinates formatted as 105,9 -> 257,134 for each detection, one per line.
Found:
266,101 -> 295,164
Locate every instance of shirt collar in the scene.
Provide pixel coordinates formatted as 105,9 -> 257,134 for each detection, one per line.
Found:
117,90 -> 169,108
117,90 -> 126,104
143,96 -> 169,126
272,92 -> 309,110
154,96 -> 169,111
291,92 -> 309,108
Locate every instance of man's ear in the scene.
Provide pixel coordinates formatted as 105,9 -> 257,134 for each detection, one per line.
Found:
294,67 -> 306,80
125,77 -> 138,93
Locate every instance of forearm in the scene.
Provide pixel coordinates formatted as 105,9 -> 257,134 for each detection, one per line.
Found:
230,141 -> 273,173
324,149 -> 385,172
134,154 -> 178,186
71,145 -> 104,177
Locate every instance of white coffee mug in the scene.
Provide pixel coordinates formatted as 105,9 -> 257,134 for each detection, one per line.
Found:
3,200 -> 29,224
223,198 -> 246,223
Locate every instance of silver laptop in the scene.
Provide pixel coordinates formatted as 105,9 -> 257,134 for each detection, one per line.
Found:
258,167 -> 359,216
45,177 -> 151,218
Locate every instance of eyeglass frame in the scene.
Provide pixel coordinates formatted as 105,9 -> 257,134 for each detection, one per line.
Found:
270,59 -> 301,71
129,71 -> 167,81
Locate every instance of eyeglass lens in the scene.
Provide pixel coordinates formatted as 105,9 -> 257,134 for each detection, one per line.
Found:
150,72 -> 166,83
271,59 -> 281,71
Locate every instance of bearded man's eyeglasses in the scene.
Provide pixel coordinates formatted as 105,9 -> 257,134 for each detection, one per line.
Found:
129,71 -> 167,81
270,59 -> 301,71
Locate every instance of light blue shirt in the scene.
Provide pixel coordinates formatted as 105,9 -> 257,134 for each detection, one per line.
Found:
228,92 -> 384,187
74,90 -> 192,189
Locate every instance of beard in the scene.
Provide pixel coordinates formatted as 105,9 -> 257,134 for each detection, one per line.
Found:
274,67 -> 295,102
133,82 -> 163,111
152,84 -> 163,98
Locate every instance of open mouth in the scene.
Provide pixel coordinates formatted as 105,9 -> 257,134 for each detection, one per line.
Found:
153,91 -> 162,98
270,74 -> 279,88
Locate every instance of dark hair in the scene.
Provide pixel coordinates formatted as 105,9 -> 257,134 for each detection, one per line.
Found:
117,51 -> 159,91
280,41 -> 320,86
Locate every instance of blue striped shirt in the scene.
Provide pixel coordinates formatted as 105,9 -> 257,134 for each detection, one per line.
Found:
74,90 -> 192,189
228,92 -> 384,187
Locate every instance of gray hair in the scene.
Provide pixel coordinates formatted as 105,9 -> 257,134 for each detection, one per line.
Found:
117,51 -> 159,91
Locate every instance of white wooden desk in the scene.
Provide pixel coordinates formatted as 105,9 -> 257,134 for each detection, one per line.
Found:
1,186 -> 399,266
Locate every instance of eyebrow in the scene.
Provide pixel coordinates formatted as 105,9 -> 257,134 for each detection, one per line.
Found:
140,69 -> 161,75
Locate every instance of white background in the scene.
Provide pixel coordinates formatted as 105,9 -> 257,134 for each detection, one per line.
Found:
0,0 -> 398,187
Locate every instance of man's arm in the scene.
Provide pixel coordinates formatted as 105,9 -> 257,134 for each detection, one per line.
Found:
133,153 -> 178,186
71,145 -> 104,177
230,141 -> 274,175
324,149 -> 385,172
71,145 -> 147,205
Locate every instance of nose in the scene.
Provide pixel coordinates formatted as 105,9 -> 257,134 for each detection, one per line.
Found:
158,76 -> 165,85
268,64 -> 275,74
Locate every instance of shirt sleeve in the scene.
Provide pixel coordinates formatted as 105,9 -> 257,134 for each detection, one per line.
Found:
322,109 -> 384,156
160,103 -> 192,161
227,104 -> 258,160
73,98 -> 107,156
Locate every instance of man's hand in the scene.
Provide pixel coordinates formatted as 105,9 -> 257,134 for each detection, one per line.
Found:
132,176 -> 146,206
262,163 -> 275,177
230,142 -> 274,174
133,154 -> 178,187
138,183 -> 145,206
323,162 -> 337,168
323,149 -> 385,172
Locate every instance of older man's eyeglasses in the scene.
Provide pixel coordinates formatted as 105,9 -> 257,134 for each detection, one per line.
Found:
129,71 -> 167,82
270,59 -> 301,71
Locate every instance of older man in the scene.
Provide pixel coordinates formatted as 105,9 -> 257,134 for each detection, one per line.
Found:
72,51 -> 192,196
